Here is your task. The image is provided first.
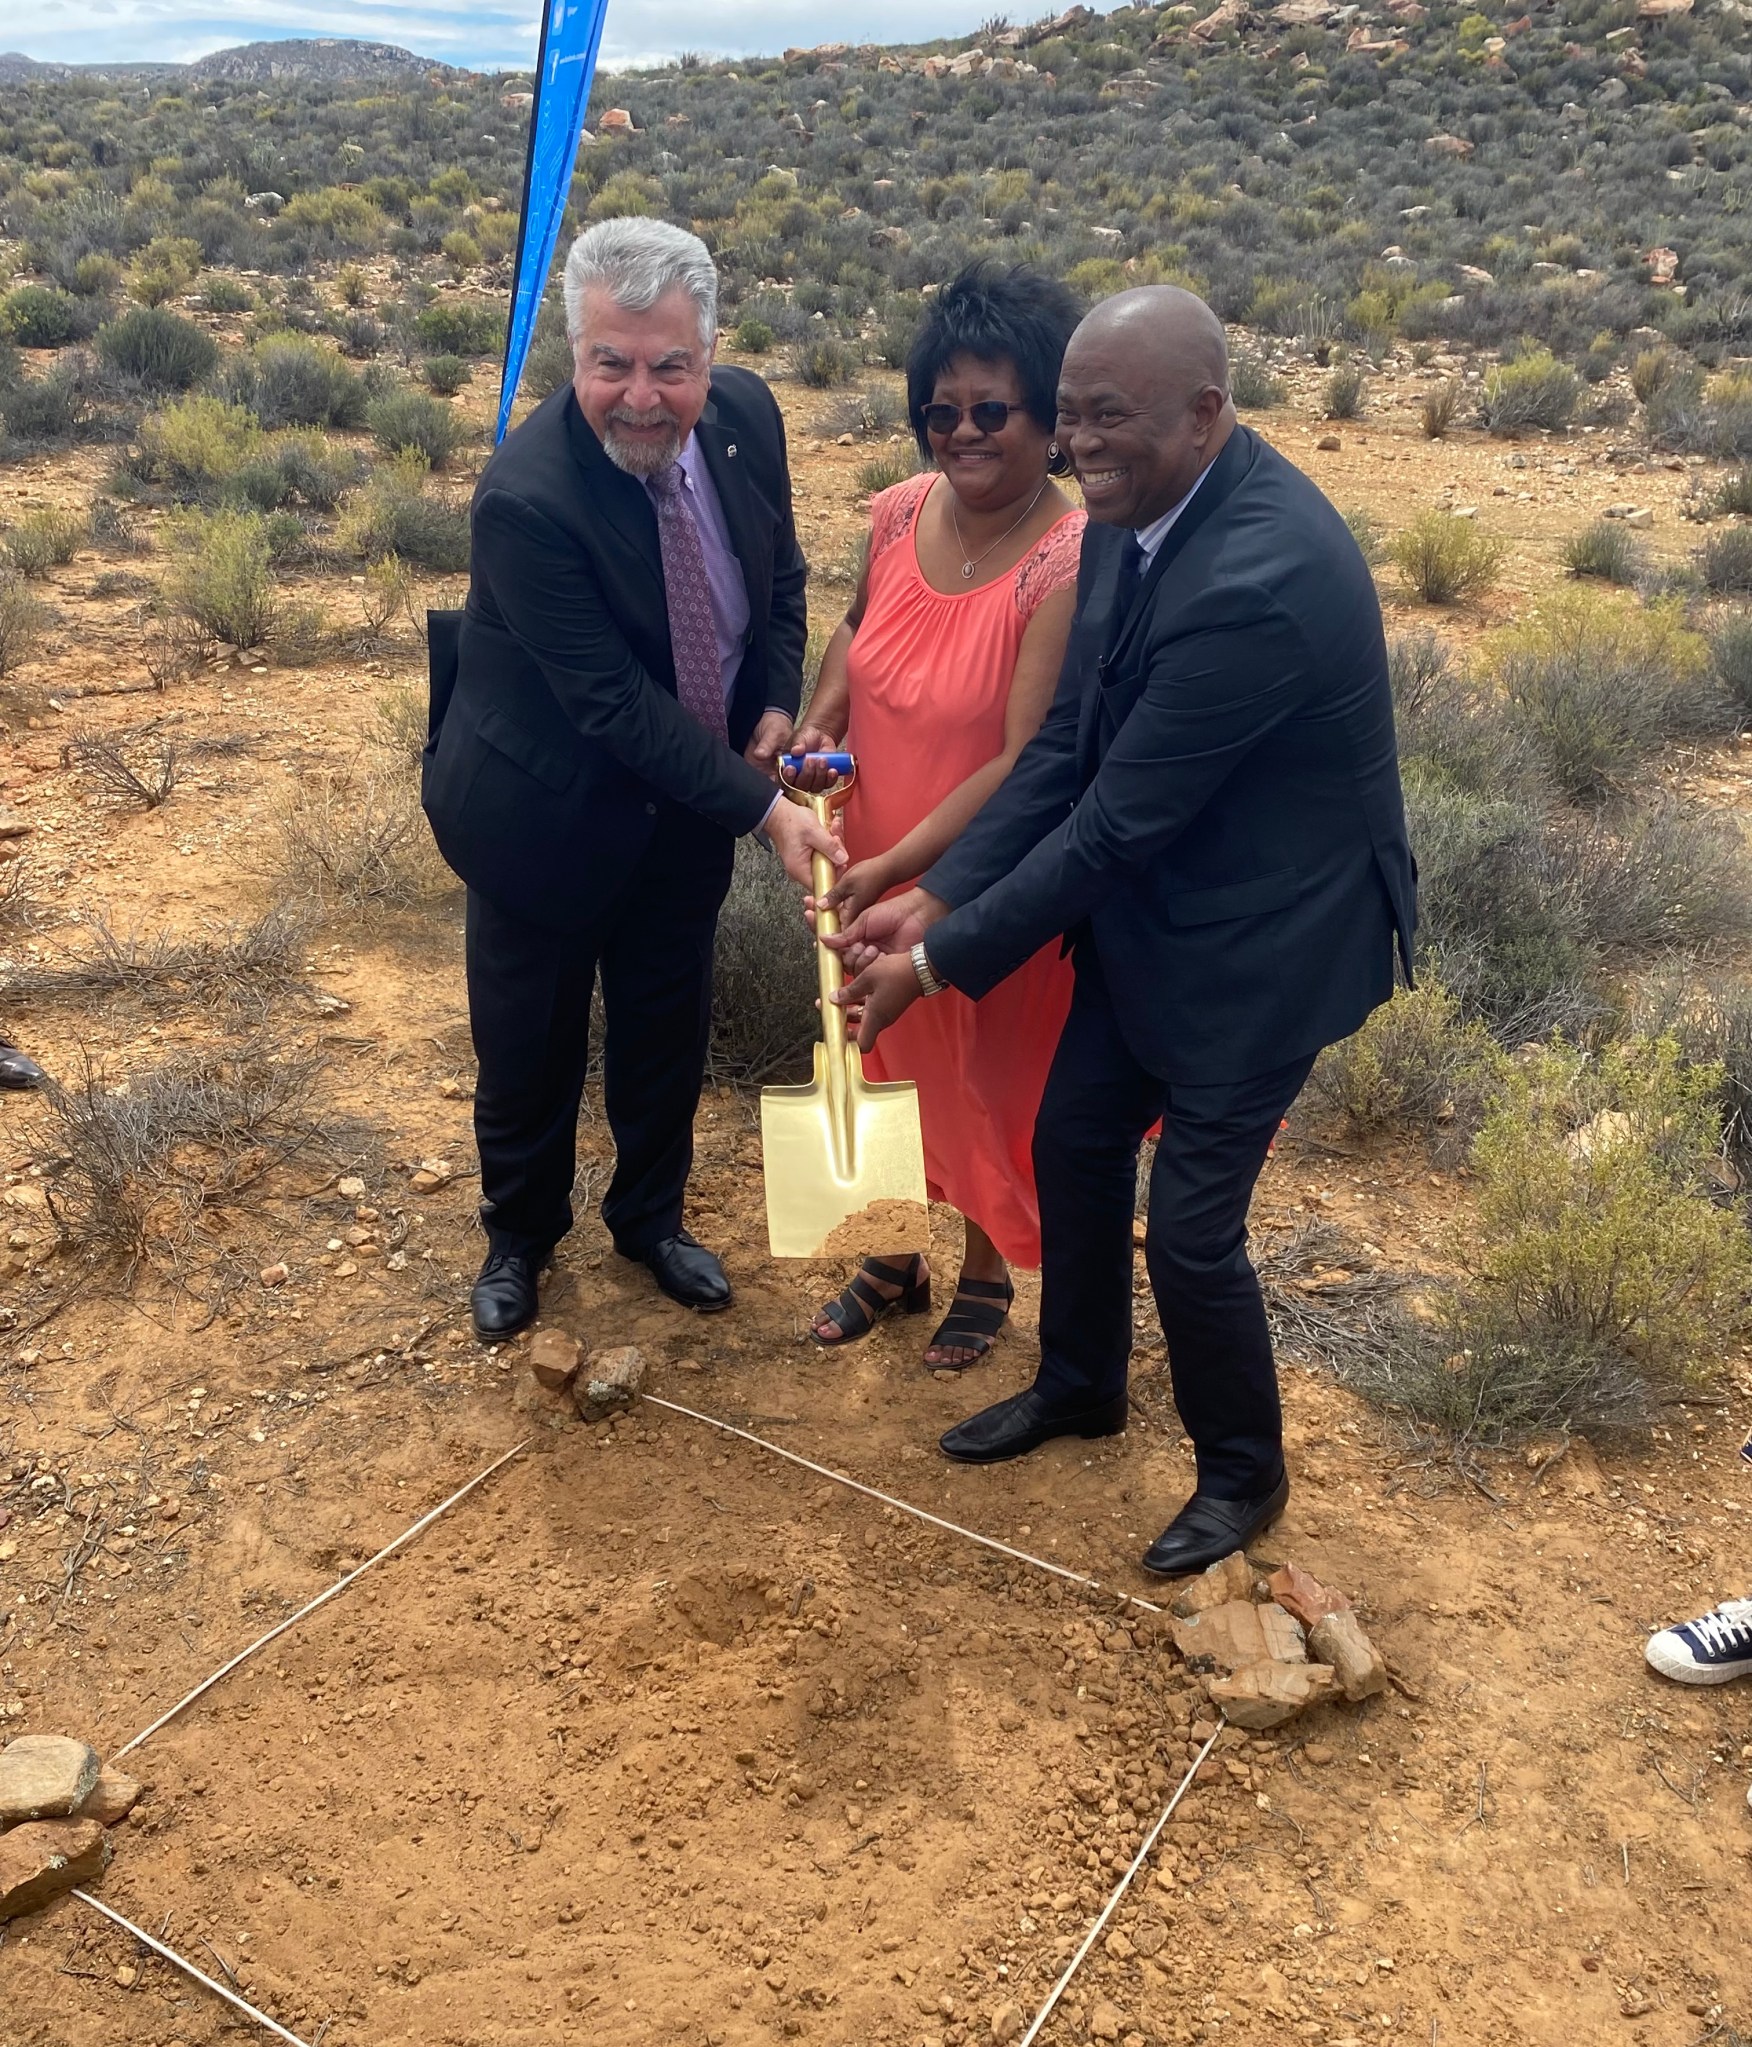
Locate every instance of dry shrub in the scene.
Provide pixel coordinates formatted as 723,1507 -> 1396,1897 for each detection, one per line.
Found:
1710,610 -> 1752,718
0,907 -> 309,1019
135,396 -> 261,498
1322,361 -> 1366,420
1310,979 -> 1503,1146
1560,518 -> 1641,586
1419,380 -> 1460,439
164,506 -> 274,649
0,573 -> 49,674
708,838 -> 819,1082
41,1040 -> 336,1278
1551,796 -> 1752,955
1700,528 -> 1752,597
1331,1037 -> 1752,1441
63,726 -> 178,808
1391,511 -> 1506,605
338,452 -> 470,574
5,506 -> 83,577
855,447 -> 918,497
266,766 -> 450,907
371,678 -> 429,768
1490,593 -> 1718,799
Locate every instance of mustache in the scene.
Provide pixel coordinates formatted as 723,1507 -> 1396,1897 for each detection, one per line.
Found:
607,405 -> 677,428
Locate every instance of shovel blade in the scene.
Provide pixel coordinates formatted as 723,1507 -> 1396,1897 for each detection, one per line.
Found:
761,1045 -> 928,1258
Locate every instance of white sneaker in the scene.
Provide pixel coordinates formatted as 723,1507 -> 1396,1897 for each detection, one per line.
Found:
1645,1599 -> 1752,1684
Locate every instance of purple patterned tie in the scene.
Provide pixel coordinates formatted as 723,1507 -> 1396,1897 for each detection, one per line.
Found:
647,462 -> 729,742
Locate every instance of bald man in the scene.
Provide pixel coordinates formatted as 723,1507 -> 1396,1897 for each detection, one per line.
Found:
831,287 -> 1415,1578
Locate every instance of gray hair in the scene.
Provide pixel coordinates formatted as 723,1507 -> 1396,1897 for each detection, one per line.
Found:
562,216 -> 718,350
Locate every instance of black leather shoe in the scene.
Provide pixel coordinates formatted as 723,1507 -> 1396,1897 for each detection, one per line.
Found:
470,1250 -> 544,1342
0,1044 -> 46,1090
939,1386 -> 1127,1465
624,1230 -> 732,1312
1141,1472 -> 1290,1578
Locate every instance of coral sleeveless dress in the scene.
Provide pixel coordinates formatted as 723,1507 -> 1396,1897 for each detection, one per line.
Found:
840,472 -> 1085,1269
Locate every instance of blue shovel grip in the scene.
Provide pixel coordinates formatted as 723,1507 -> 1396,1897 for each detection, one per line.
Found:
781,751 -> 855,774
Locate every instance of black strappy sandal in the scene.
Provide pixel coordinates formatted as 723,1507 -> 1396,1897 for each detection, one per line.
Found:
923,1275 -> 1014,1370
811,1255 -> 931,1348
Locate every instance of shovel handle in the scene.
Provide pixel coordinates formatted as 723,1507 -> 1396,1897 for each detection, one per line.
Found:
809,792 -> 849,1060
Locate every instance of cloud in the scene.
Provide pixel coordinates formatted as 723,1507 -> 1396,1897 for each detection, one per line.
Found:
12,0 -> 986,72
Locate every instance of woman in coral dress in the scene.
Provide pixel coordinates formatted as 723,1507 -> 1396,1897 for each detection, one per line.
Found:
791,265 -> 1086,1368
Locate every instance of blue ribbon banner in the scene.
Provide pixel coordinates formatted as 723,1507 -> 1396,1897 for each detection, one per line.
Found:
496,0 -> 611,443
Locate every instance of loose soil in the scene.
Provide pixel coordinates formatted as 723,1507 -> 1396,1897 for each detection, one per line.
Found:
1,352 -> 1750,2047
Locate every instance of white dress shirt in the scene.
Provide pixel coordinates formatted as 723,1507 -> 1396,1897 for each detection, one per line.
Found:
1133,457 -> 1214,567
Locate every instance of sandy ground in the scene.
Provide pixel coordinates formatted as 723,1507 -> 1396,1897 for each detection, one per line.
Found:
1,347 -> 1750,2047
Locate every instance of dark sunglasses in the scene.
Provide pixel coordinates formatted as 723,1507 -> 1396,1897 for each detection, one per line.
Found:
919,400 -> 1024,436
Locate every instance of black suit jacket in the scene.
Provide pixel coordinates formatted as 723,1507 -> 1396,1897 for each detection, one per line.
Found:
923,426 -> 1416,1085
422,367 -> 807,931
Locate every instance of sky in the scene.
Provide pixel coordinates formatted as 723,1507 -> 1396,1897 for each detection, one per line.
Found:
8,0 -> 987,73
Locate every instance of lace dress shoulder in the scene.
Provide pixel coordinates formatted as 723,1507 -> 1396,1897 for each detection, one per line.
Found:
1014,509 -> 1088,621
868,471 -> 935,566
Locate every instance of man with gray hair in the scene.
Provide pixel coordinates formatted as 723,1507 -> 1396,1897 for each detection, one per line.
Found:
424,216 -> 838,1341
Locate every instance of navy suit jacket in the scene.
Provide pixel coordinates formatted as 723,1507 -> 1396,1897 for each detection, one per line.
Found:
923,426 -> 1416,1085
422,368 -> 807,932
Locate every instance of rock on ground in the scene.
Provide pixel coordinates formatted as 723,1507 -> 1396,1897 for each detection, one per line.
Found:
1265,1562 -> 1351,1629
1309,1609 -> 1389,1700
1169,1600 -> 1268,1673
574,1345 -> 647,1422
527,1328 -> 582,1392
0,1817 -> 111,1919
0,1736 -> 102,1826
76,1766 -> 141,1827
1204,1659 -> 1336,1729
1256,1601 -> 1308,1663
1167,1549 -> 1253,1618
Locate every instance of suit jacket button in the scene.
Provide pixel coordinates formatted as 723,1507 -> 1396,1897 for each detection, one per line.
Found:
645,802 -> 657,815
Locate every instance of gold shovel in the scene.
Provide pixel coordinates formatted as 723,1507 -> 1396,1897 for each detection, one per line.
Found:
761,756 -> 929,1259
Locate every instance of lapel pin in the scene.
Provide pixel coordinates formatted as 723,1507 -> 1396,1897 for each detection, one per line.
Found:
726,444 -> 737,457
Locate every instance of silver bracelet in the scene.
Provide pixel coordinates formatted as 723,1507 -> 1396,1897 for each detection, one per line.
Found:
911,941 -> 947,997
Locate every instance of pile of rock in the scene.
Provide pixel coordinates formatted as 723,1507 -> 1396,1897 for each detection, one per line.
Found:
1163,1553 -> 1386,1729
511,1330 -> 648,1429
0,1734 -> 137,1919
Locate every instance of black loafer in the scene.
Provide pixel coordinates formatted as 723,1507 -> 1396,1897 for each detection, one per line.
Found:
1141,1472 -> 1290,1578
470,1249 -> 544,1342
0,1045 -> 46,1090
624,1230 -> 732,1312
939,1386 -> 1127,1465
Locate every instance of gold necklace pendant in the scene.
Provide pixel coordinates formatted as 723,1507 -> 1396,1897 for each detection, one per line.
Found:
960,561 -> 975,579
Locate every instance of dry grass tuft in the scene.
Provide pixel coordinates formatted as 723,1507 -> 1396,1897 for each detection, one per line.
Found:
0,907 -> 311,1019
265,766 -> 451,908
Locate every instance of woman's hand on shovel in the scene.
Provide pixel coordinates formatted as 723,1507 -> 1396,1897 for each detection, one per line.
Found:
819,887 -> 948,975
834,950 -> 923,1052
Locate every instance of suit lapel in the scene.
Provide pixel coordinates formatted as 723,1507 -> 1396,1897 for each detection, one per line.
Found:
693,396 -> 769,629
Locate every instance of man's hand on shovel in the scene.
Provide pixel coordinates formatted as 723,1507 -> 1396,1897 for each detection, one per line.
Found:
815,887 -> 952,1052
764,797 -> 848,889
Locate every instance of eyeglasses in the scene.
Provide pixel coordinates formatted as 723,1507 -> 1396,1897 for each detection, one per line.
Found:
919,400 -> 1024,437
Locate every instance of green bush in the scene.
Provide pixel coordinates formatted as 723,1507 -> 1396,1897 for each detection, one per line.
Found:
1391,511 -> 1506,605
228,336 -> 366,430
4,507 -> 83,577
230,430 -> 361,514
1714,468 -> 1752,518
367,387 -> 462,469
1441,1035 -> 1752,1422
422,354 -> 471,396
709,837 -> 820,1080
1560,518 -> 1641,586
1322,361 -> 1366,420
1700,527 -> 1752,596
338,452 -> 471,573
1311,979 -> 1503,1141
1553,796 -> 1752,955
1491,594 -> 1716,800
0,574 -> 49,675
136,396 -> 262,497
1629,348 -> 1677,406
1,357 -> 93,443
733,317 -> 775,354
414,301 -> 505,357
855,447 -> 918,496
165,507 -> 276,648
3,285 -> 78,349
202,277 -> 255,316
1229,353 -> 1285,408
794,337 -> 859,388
1479,350 -> 1578,436
129,234 -> 201,308
97,307 -> 218,392
1344,507 -> 1386,568
1708,611 -> 1752,717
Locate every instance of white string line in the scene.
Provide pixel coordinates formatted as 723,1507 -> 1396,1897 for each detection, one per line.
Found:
72,1890 -> 317,2047
640,1393 -> 1162,1614
1019,1719 -> 1226,2047
113,1439 -> 530,1761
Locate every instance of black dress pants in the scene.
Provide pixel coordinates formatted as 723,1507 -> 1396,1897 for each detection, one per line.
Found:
1031,960 -> 1315,1499
464,804 -> 734,1263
